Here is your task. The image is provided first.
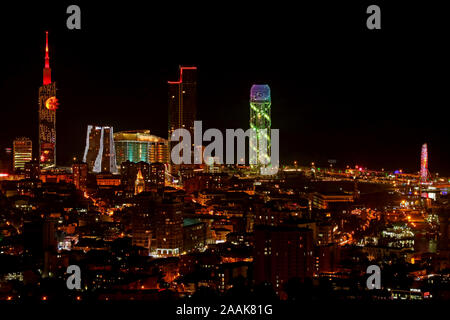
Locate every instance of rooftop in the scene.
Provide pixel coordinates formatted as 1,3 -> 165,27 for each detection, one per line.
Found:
114,130 -> 167,143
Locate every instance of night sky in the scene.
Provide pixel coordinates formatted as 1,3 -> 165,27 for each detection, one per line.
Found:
1,2 -> 448,174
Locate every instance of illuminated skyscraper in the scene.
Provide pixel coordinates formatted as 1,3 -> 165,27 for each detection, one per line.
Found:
131,193 -> 183,256
114,130 -> 168,166
83,125 -> 118,173
154,197 -> 184,256
38,31 -> 58,168
420,143 -> 430,184
168,66 -> 197,169
13,137 -> 32,172
250,84 -> 271,168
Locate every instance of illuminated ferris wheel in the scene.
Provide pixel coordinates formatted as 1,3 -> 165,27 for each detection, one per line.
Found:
420,143 -> 431,184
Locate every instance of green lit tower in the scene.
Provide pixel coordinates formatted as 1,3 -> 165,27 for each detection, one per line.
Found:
250,84 -> 271,169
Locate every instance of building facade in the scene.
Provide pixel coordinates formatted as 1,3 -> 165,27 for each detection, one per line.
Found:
120,160 -> 166,196
24,160 -> 40,180
254,225 -> 314,295
168,66 -> 197,170
13,137 -> 32,172
72,162 -> 88,192
150,162 -> 165,192
135,169 -> 145,195
120,161 -> 149,196
83,125 -> 118,173
131,194 -> 159,250
155,198 -> 184,256
183,218 -> 207,253
114,130 -> 168,166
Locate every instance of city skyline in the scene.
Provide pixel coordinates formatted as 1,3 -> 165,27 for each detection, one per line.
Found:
1,2 -> 448,175
1,1 -> 449,308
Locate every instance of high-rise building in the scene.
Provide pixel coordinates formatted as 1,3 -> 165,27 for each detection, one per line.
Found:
254,225 -> 314,295
13,137 -> 32,172
0,148 -> 12,174
114,130 -> 168,166
155,197 -> 184,256
183,219 -> 207,253
135,169 -> 145,195
72,162 -> 88,192
131,192 -> 184,256
168,66 -> 197,168
121,160 -> 138,195
83,125 -> 118,173
23,217 -> 58,278
250,84 -> 271,169
150,162 -> 166,192
132,210 -> 153,250
38,31 -> 58,168
131,194 -> 159,250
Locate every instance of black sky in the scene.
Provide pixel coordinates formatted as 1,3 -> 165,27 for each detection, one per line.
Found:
1,1 -> 449,174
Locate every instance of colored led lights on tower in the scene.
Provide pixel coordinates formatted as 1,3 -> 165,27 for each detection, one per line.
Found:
420,143 -> 430,184
250,84 -> 271,169
113,130 -> 168,167
38,31 -> 57,169
43,31 -> 51,85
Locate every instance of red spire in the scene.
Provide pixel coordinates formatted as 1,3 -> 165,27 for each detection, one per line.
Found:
45,31 -> 49,68
43,31 -> 51,85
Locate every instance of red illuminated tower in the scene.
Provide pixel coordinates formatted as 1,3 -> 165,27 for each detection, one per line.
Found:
43,31 -> 51,85
38,31 -> 58,169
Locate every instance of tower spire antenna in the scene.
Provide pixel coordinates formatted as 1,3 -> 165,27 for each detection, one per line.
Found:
45,31 -> 49,67
39,30 -> 57,169
43,31 -> 51,85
